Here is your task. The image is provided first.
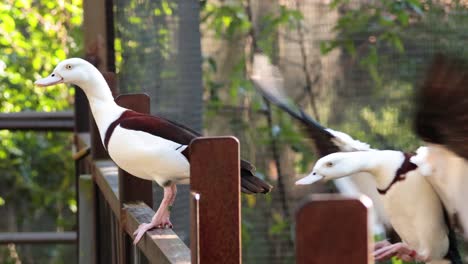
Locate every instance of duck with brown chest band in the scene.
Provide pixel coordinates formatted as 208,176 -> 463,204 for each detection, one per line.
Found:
35,58 -> 273,244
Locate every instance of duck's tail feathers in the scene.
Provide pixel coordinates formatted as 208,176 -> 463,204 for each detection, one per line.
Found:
240,160 -> 272,194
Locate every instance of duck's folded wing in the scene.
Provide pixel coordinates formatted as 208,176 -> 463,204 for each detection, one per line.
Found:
116,111 -> 198,145
118,111 -> 273,194
251,54 -> 370,157
414,54 -> 468,160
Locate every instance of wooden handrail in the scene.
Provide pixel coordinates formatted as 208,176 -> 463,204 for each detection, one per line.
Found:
123,204 -> 190,264
0,232 -> 77,244
0,111 -> 74,131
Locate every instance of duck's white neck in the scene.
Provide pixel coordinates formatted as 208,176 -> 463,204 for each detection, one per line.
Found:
76,72 -> 126,142
346,150 -> 406,190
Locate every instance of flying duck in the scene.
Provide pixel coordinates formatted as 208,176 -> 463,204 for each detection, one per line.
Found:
251,54 -> 466,263
35,58 -> 272,244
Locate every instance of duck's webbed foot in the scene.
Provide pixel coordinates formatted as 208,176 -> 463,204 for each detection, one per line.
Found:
132,184 -> 177,244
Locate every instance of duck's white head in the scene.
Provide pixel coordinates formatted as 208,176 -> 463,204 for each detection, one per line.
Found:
35,58 -> 112,102
296,152 -> 366,185
35,58 -> 100,88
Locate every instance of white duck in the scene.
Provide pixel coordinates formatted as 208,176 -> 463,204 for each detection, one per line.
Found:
35,58 -> 272,244
252,54 -> 466,263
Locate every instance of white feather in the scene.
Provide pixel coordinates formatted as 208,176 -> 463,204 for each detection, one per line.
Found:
326,128 -> 372,151
108,126 -> 190,185
418,144 -> 468,237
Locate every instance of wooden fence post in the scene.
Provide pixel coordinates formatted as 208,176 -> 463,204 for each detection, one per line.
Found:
114,93 -> 153,207
79,175 -> 96,264
190,137 -> 241,264
87,72 -> 118,263
190,192 -> 200,264
114,93 -> 154,264
295,194 -> 372,264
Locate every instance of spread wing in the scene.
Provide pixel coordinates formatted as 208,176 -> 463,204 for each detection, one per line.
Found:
414,54 -> 468,160
251,54 -> 371,157
251,54 -> 386,230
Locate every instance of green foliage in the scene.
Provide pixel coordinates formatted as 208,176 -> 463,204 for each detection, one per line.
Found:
202,2 -> 251,39
0,0 -> 82,262
321,0 -> 424,85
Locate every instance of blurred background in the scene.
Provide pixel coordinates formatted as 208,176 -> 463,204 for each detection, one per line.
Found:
1,0 -> 468,263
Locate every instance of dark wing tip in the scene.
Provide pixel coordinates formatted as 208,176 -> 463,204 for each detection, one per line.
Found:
414,53 -> 468,160
240,164 -> 273,194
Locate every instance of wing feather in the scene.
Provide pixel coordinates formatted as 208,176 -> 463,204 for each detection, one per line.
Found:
414,54 -> 468,160
251,54 -> 369,157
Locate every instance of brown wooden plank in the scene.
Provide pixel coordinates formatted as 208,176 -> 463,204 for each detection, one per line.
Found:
0,111 -> 74,131
0,232 -> 76,244
122,203 -> 191,264
83,0 -> 114,261
114,93 -> 153,208
190,192 -> 200,264
190,137 -> 241,264
295,194 -> 372,264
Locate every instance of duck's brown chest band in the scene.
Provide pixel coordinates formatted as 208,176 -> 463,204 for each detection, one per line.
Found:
377,153 -> 418,195
104,110 -> 138,150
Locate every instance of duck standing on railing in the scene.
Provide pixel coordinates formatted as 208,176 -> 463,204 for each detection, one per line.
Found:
251,54 -> 468,264
35,58 -> 273,244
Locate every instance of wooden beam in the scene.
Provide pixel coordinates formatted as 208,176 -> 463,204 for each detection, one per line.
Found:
0,232 -> 76,244
295,194 -> 372,264
83,0 -> 113,72
190,137 -> 241,264
0,111 -> 74,131
79,175 -> 96,264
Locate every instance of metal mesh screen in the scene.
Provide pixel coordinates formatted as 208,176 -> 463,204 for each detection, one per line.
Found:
113,0 -> 203,131
113,0 -> 203,244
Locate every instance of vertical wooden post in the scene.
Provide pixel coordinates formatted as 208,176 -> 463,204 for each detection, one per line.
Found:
86,72 -> 117,263
115,93 -> 153,264
114,93 -> 154,207
190,192 -> 200,264
295,194 -> 372,264
190,137 -> 241,264
79,175 -> 96,264
83,0 -> 114,261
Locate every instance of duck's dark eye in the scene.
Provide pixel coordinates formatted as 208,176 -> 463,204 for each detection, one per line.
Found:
326,162 -> 333,167
51,73 -> 55,77
66,64 -> 72,69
